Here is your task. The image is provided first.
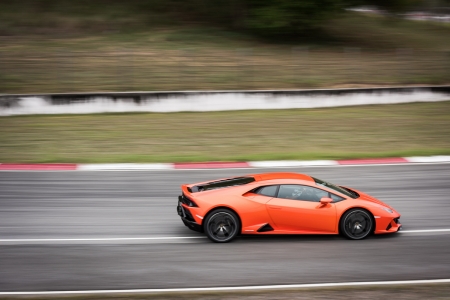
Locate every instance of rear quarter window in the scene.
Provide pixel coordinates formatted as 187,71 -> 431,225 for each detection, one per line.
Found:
254,185 -> 279,197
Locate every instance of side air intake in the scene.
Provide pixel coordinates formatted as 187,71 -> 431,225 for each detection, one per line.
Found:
257,224 -> 274,232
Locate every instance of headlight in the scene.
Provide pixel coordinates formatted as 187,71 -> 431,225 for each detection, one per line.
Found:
382,207 -> 393,213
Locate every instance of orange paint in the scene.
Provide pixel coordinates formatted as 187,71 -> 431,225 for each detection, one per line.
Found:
178,172 -> 401,238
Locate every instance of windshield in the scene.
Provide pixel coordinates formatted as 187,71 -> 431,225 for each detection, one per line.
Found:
313,177 -> 358,199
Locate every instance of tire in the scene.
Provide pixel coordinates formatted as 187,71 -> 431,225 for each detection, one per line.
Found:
204,208 -> 240,243
339,209 -> 373,240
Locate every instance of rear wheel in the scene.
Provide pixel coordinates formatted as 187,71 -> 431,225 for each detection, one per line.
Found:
340,209 -> 373,240
204,209 -> 240,243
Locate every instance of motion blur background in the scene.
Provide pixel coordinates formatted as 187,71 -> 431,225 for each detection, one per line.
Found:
0,0 -> 449,93
1,2 -> 450,298
0,0 -> 450,163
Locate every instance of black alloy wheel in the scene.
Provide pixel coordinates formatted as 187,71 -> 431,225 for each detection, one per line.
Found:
340,209 -> 373,240
204,209 -> 240,243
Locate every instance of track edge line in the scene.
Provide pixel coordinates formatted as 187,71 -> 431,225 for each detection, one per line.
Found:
1,279 -> 450,295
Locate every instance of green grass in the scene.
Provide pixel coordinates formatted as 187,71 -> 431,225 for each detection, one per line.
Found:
1,101 -> 449,163
0,5 -> 449,164
0,12 -> 449,93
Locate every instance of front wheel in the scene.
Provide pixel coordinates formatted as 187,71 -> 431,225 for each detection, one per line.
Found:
204,209 -> 240,243
340,209 -> 373,240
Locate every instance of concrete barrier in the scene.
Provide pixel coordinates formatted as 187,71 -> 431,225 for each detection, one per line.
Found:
1,85 -> 449,115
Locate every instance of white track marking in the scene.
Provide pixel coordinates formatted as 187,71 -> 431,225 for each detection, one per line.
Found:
1,228 -> 450,244
400,229 -> 450,233
1,279 -> 449,295
0,236 -> 204,244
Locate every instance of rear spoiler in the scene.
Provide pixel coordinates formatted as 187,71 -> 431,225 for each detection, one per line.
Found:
187,176 -> 255,193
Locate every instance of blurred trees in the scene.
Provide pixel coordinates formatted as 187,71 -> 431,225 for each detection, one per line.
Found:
0,0 -> 357,37
1,0 -> 442,39
243,0 -> 350,36
367,0 -> 424,13
161,0 -> 359,37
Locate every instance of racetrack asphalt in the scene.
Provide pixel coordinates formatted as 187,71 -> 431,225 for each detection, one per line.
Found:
0,164 -> 449,292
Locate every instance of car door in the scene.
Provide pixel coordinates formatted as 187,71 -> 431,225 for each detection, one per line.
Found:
266,184 -> 337,233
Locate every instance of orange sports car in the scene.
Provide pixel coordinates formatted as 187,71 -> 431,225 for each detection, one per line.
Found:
177,172 -> 401,242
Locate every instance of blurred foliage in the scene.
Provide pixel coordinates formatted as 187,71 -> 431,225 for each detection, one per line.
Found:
1,0 -> 449,93
1,4 -> 449,93
1,0 -> 444,39
370,0 -> 425,13
243,0 -> 349,37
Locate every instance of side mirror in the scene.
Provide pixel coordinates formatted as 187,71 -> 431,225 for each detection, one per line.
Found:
320,197 -> 333,204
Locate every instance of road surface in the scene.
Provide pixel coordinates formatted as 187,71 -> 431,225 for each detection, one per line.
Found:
0,164 -> 449,292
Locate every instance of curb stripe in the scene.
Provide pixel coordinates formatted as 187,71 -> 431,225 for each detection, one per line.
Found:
405,156 -> 450,163
249,160 -> 337,168
77,163 -> 172,171
337,157 -> 408,165
174,162 -> 250,169
0,156 -> 449,171
1,279 -> 449,295
0,163 -> 77,170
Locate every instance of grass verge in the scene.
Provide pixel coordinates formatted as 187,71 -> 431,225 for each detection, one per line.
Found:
0,12 -> 449,93
0,101 -> 449,163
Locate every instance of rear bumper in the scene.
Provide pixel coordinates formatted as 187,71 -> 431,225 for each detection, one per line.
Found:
177,202 -> 203,233
181,219 -> 203,232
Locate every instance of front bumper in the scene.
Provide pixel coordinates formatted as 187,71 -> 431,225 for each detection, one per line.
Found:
375,215 -> 402,234
177,201 -> 203,232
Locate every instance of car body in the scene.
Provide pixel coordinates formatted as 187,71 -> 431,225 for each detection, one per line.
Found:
177,172 -> 401,242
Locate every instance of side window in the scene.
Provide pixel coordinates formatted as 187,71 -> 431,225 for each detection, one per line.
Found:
330,193 -> 345,202
255,185 -> 278,197
277,185 -> 328,202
